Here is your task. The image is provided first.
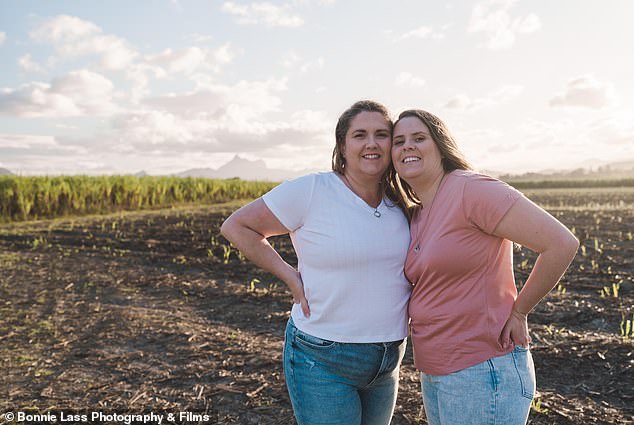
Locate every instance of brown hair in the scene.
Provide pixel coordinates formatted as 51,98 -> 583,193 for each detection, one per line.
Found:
391,109 -> 473,206
331,100 -> 410,217
332,100 -> 392,173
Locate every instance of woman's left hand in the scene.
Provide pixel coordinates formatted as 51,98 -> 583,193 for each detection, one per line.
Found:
499,309 -> 531,349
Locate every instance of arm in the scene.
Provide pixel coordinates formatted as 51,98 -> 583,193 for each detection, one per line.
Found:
493,196 -> 579,347
220,198 -> 310,317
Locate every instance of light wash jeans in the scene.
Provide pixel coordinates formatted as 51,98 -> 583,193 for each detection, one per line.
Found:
421,346 -> 536,425
283,318 -> 406,425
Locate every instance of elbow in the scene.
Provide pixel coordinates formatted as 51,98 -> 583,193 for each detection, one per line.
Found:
562,231 -> 580,260
219,216 -> 234,242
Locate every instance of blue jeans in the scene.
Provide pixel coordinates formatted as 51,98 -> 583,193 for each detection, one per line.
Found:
421,346 -> 536,425
283,318 -> 406,425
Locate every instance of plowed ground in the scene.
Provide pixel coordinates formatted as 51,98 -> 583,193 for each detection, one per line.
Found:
1,188 -> 633,424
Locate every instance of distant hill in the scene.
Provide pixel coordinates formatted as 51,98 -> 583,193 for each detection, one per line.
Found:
499,160 -> 634,181
177,156 -> 634,183
0,167 -> 13,176
177,155 -> 320,182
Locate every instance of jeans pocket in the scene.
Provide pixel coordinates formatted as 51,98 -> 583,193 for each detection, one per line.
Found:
294,329 -> 337,350
512,347 -> 536,400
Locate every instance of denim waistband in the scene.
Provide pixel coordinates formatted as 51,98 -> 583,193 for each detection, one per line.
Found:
288,317 -> 405,346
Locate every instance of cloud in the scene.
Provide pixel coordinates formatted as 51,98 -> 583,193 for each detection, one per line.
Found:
488,142 -> 521,153
222,2 -> 303,27
444,94 -> 472,110
0,134 -> 109,174
0,83 -> 81,117
549,75 -> 616,109
0,134 -> 87,158
392,25 -> 447,41
145,45 -> 234,75
18,54 -> 46,73
103,78 -> 331,158
395,72 -> 425,88
123,44 -> 235,104
144,78 -> 287,120
124,64 -> 163,104
29,15 -> 137,70
107,108 -> 329,156
186,33 -> 215,43
0,32 -> 6,45
468,0 -> 541,50
476,116 -> 634,173
444,84 -> 523,110
587,117 -> 634,146
0,70 -> 117,117
109,110 -> 202,147
0,134 -> 59,149
26,16 -> 236,105
399,26 -> 433,39
29,15 -> 100,41
281,51 -> 324,72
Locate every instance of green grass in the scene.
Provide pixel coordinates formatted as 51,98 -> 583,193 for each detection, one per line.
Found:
505,178 -> 634,189
0,175 -> 277,223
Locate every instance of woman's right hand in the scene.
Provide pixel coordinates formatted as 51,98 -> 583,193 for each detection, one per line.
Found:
289,270 -> 310,318
221,198 -> 311,317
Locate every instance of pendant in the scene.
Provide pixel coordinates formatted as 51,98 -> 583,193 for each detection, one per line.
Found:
374,209 -> 381,218
414,244 -> 420,253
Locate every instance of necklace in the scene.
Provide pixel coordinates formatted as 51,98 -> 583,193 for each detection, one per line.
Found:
413,172 -> 446,253
340,173 -> 382,218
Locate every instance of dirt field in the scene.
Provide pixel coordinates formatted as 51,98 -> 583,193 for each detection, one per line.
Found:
1,189 -> 633,424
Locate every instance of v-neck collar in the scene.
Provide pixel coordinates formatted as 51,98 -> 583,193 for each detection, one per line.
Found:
331,172 -> 384,214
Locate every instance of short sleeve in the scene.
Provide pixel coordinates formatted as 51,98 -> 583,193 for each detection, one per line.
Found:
262,173 -> 316,232
462,174 -> 523,234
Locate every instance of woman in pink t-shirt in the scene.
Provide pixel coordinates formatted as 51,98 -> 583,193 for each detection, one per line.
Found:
389,109 -> 579,424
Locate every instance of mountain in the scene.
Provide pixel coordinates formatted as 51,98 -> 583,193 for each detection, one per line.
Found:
0,167 -> 13,175
177,155 -> 320,181
500,159 -> 634,181
605,160 -> 634,171
178,157 -> 634,182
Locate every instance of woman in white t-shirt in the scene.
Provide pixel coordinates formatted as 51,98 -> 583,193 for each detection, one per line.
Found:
221,100 -> 412,425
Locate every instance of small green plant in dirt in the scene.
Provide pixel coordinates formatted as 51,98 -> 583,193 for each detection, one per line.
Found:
620,314 -> 633,339
555,283 -> 566,295
600,282 -> 621,298
173,255 -> 187,264
29,236 -> 49,250
222,245 -> 231,264
34,369 -> 55,377
15,354 -> 38,364
248,278 -> 260,293
544,324 -> 567,337
530,397 -> 549,414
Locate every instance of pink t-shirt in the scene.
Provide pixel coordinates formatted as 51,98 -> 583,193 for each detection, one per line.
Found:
406,170 -> 523,375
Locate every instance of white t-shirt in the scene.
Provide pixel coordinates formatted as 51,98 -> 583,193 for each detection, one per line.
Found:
262,172 -> 411,343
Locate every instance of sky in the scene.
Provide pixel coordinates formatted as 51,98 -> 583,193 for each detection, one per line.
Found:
1,0 -> 633,176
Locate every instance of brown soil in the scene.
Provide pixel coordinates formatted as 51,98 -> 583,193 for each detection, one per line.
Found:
0,200 -> 632,424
